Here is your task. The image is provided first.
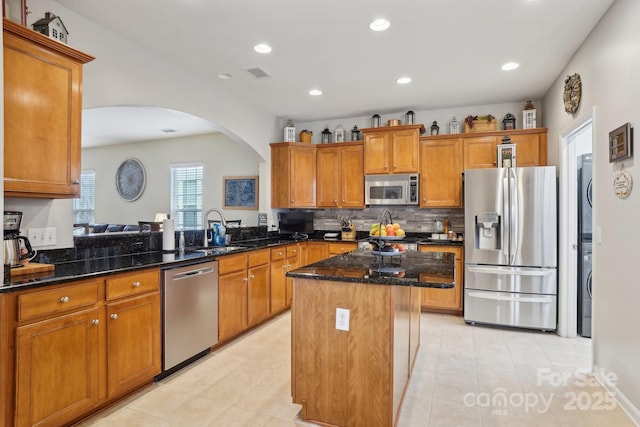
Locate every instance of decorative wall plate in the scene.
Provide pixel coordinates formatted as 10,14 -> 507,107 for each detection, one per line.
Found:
563,73 -> 582,114
116,158 -> 146,201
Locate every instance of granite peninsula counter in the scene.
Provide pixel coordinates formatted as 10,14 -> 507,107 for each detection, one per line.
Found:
288,249 -> 455,427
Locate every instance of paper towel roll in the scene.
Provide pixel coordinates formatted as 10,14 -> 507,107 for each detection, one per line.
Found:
162,219 -> 175,251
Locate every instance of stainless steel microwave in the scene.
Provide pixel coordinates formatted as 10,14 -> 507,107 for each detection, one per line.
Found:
364,174 -> 419,205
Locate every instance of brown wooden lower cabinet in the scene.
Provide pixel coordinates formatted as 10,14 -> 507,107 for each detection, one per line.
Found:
15,307 -> 101,427
2,268 -> 161,427
419,245 -> 464,313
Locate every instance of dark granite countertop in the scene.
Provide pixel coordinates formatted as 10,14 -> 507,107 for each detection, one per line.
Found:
2,235 -> 461,293
287,249 -> 455,288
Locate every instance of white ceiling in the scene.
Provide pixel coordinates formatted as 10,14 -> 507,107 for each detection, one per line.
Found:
56,0 -> 614,147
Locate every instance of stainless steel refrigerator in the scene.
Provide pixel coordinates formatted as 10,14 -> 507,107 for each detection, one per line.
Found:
464,166 -> 558,331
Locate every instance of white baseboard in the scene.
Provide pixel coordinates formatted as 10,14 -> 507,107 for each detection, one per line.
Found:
595,369 -> 640,426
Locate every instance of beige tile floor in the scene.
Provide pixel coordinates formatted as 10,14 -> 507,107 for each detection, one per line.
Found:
77,312 -> 635,427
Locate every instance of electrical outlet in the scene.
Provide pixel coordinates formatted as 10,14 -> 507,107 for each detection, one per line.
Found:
27,227 -> 57,247
336,308 -> 350,331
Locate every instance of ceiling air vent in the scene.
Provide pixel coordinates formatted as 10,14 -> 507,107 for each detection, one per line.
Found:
245,67 -> 271,79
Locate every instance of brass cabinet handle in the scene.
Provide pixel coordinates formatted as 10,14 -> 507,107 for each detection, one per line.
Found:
249,274 -> 255,280
111,313 -> 119,320
92,319 -> 99,326
242,277 -> 248,282
132,281 -> 141,287
60,296 -> 70,303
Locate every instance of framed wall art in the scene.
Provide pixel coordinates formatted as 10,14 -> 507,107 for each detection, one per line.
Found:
609,122 -> 633,163
497,144 -> 516,168
223,176 -> 258,210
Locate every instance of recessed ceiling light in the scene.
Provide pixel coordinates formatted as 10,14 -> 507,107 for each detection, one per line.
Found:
217,72 -> 233,80
369,18 -> 390,32
396,76 -> 412,85
309,89 -> 323,96
254,43 -> 272,54
502,62 -> 519,71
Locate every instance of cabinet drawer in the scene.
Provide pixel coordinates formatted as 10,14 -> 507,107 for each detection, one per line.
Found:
218,253 -> 247,275
18,281 -> 100,322
248,249 -> 270,267
106,269 -> 159,301
286,244 -> 299,258
271,247 -> 286,261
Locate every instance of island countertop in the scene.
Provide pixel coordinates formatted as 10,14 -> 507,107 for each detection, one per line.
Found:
287,248 -> 455,288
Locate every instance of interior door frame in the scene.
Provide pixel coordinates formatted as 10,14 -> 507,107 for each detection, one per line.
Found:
557,108 -> 595,338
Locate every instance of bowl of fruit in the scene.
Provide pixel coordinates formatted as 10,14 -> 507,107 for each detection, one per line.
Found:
369,222 -> 406,240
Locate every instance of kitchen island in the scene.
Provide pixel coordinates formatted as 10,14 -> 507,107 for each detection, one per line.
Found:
288,249 -> 454,427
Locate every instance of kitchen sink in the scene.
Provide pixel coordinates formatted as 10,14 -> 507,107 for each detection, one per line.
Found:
195,246 -> 247,255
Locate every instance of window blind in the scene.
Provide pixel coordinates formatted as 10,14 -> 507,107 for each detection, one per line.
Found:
171,164 -> 204,230
73,171 -> 95,224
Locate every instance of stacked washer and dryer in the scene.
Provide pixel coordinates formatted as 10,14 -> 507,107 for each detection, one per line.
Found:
577,154 -> 593,338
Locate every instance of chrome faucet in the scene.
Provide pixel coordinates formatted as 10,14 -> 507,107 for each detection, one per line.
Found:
202,208 -> 227,247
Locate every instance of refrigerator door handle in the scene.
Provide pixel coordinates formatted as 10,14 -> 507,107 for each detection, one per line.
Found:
509,168 -> 519,265
502,173 -> 510,265
467,291 -> 554,304
467,266 -> 555,277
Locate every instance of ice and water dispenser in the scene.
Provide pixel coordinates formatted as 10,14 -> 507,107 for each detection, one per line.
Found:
474,213 -> 501,250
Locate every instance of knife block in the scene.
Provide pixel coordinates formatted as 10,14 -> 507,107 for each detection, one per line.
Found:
341,227 -> 356,241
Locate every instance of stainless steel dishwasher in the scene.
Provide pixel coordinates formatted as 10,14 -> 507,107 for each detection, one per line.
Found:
162,261 -> 218,374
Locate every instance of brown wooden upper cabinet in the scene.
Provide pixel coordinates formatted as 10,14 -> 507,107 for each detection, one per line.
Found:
462,129 -> 548,170
420,128 -> 548,208
362,124 -> 424,174
271,142 -> 317,208
420,138 -> 463,208
316,142 -> 364,208
3,19 -> 95,198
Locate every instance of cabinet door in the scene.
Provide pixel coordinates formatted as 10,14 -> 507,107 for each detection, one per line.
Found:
420,138 -> 463,207
510,132 -> 546,166
106,293 -> 161,398
219,270 -> 249,341
390,128 -> 419,173
419,246 -> 463,312
15,308 -> 100,427
270,258 -> 287,314
290,146 -> 317,207
340,144 -> 365,207
3,21 -> 92,198
364,132 -> 390,174
248,263 -> 271,326
316,146 -> 340,207
303,242 -> 328,266
463,136 -> 498,169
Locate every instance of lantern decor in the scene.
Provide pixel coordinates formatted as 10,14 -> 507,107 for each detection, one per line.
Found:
32,12 -> 69,44
430,121 -> 440,135
405,110 -> 416,125
371,114 -> 381,128
351,125 -> 361,141
283,119 -> 296,142
497,136 -> 516,168
321,126 -> 333,144
523,100 -> 537,129
334,125 -> 346,143
502,113 -> 516,130
449,116 -> 460,134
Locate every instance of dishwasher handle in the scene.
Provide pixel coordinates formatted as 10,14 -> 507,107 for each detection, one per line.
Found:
169,266 -> 215,281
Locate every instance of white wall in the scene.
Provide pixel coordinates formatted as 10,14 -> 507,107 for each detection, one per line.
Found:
294,101 -> 541,144
82,133 -> 262,226
4,0 -> 280,248
542,0 -> 640,420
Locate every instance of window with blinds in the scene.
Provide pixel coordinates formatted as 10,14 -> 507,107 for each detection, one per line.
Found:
171,163 -> 204,230
73,171 -> 95,224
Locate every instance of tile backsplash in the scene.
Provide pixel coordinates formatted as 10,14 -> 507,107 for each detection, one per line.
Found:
311,207 -> 464,234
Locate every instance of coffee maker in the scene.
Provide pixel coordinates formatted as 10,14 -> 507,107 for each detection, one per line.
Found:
4,211 -> 36,268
